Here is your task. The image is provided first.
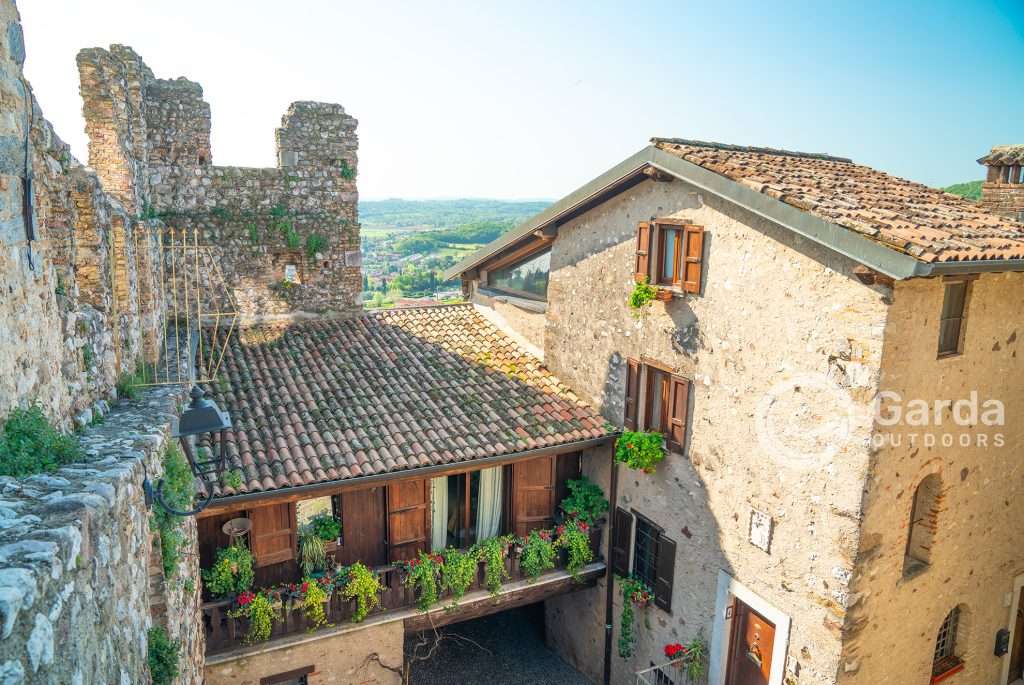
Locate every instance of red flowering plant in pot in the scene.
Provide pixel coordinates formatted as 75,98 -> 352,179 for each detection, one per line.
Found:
401,551 -> 444,611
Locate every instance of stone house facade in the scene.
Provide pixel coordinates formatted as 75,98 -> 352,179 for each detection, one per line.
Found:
449,139 -> 1024,685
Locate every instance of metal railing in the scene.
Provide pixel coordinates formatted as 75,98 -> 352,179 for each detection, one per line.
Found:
636,658 -> 708,685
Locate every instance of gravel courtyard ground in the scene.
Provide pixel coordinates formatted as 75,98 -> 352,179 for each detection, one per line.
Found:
406,603 -> 593,685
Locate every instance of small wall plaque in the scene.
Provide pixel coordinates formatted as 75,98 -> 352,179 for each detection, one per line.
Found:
284,264 -> 299,283
749,509 -> 773,553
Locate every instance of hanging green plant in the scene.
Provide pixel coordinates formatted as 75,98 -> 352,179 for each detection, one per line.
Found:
628,277 -> 658,315
617,575 -> 653,658
519,529 -> 556,582
342,562 -> 382,622
309,513 -> 341,542
559,476 -> 609,525
615,431 -> 665,473
475,535 -> 512,595
300,578 -> 330,631
299,532 -> 328,577
555,519 -> 594,582
402,552 -> 443,611
440,547 -> 477,605
229,591 -> 275,643
684,634 -> 709,680
202,543 -> 255,598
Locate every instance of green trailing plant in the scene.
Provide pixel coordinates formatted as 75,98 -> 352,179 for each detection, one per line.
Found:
342,562 -> 381,622
116,361 -> 153,400
146,626 -> 180,685
440,547 -> 477,605
615,431 -> 665,473
230,591 -> 275,644
270,203 -> 288,219
475,535 -> 512,595
151,442 -> 194,578
555,519 -> 594,582
617,576 -> 653,658
309,512 -> 341,542
684,634 -> 709,680
210,206 -> 232,221
284,225 -> 302,251
628,277 -> 657,315
0,405 -> 83,477
299,532 -> 328,576
305,232 -> 328,259
301,579 -> 330,631
54,274 -> 66,297
339,159 -> 356,180
559,476 -> 608,525
81,344 -> 95,367
402,552 -> 442,611
247,223 -> 259,245
519,529 -> 556,582
203,543 -> 255,598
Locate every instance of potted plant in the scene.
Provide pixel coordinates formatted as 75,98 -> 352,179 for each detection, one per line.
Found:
615,431 -> 665,473
341,562 -> 382,623
559,476 -> 609,525
228,590 -> 276,644
309,512 -> 342,548
202,543 -> 255,600
401,551 -> 443,611
617,576 -> 653,658
629,277 -> 658,316
519,529 -> 556,582
554,519 -> 594,582
299,532 -> 328,577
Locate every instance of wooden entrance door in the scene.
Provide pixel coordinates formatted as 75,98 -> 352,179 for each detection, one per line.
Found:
511,455 -> 556,537
726,599 -> 776,685
387,479 -> 430,562
336,486 -> 387,568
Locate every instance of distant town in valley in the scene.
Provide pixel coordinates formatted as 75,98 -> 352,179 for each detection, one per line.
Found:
359,198 -> 549,308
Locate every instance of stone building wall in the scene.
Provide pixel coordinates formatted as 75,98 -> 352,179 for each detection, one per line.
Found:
837,272 -> 1024,685
979,182 -> 1024,221
76,47 -> 362,321
471,177 -> 892,684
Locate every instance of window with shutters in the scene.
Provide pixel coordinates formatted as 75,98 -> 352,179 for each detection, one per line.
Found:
623,358 -> 691,454
614,508 -> 677,612
937,279 -> 971,357
635,219 -> 704,295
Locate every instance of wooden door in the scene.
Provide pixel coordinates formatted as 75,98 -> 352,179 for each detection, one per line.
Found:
726,599 -> 775,685
387,479 -> 430,562
1010,593 -> 1024,682
249,502 -> 296,567
512,455 -> 556,537
337,486 -> 387,568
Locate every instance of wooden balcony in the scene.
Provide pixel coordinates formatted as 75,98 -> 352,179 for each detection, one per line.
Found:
202,531 -> 604,656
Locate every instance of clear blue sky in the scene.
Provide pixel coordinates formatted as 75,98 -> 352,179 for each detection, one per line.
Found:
18,0 -> 1024,200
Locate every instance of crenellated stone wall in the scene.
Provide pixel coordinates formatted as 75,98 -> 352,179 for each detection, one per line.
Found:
76,48 -> 362,321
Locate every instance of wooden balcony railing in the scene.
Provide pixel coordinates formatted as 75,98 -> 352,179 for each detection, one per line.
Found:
203,526 -> 603,655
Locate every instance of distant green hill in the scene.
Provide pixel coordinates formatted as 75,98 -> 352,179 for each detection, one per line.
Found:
943,181 -> 983,201
360,198 -> 549,228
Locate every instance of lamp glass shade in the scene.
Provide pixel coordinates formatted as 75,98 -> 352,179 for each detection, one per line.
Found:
172,386 -> 232,437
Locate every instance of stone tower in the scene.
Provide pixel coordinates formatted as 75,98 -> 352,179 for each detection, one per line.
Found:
978,145 -> 1024,220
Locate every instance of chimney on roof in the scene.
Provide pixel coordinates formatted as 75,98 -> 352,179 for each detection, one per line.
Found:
978,145 -> 1024,221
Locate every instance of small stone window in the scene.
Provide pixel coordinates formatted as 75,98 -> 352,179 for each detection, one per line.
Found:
932,606 -> 966,683
904,474 -> 941,577
937,280 -> 971,357
261,665 -> 313,685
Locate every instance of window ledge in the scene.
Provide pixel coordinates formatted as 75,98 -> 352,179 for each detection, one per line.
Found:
900,556 -> 930,582
931,658 -> 964,684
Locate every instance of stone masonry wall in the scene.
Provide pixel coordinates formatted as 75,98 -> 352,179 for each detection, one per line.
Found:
77,47 -> 362,321
473,177 -> 891,684
980,182 -> 1024,221
837,272 -> 1024,685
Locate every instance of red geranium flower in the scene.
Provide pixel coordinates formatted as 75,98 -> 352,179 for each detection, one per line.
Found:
237,591 -> 255,607
579,521 -> 590,533
664,643 -> 686,659
301,581 -> 309,594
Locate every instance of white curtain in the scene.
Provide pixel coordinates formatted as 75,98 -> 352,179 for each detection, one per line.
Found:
476,467 -> 503,541
431,476 -> 448,551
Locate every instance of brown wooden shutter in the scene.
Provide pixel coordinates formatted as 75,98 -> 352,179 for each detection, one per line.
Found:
512,455 -> 557,537
387,479 -> 430,562
653,534 -> 676,611
682,225 -> 704,293
249,502 -> 296,567
634,221 -> 652,283
611,507 -> 634,577
666,375 -> 690,453
624,358 -> 640,430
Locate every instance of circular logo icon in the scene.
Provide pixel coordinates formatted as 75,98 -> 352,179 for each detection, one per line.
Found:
755,372 -> 856,469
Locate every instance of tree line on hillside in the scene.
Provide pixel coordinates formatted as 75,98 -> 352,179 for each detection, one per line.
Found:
392,220 -> 515,256
359,199 -> 548,228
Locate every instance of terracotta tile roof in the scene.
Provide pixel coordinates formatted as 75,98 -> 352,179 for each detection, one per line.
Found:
200,304 -> 611,497
978,145 -> 1024,167
653,138 -> 1024,263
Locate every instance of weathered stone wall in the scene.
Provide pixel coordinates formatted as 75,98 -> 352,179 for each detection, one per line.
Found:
838,272 -> 1024,684
76,48 -> 362,321
980,181 -> 1024,221
204,619 -> 403,685
1,2 -> 164,428
474,178 -> 892,684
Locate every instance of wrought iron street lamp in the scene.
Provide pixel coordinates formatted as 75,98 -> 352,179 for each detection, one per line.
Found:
144,385 -> 232,516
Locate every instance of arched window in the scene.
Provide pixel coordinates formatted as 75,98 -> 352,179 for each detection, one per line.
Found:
932,606 -> 967,682
904,474 -> 941,577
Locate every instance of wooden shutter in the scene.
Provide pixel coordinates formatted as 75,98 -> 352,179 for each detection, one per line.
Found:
634,221 -> 652,283
611,507 -> 634,577
666,375 -> 690,453
682,225 -> 704,293
249,502 -> 296,567
387,479 -> 430,562
653,534 -> 676,611
512,455 -> 557,537
624,358 -> 640,430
